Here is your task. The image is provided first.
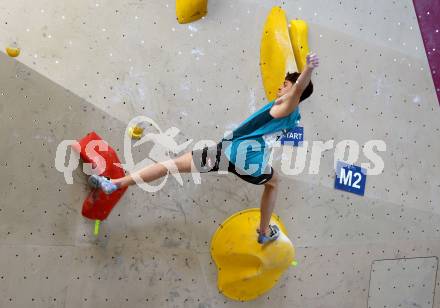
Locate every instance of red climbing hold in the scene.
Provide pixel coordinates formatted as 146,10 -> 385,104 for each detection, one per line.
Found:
72,131 -> 127,221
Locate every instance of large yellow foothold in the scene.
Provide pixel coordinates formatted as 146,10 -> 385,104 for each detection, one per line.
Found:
289,20 -> 310,72
6,47 -> 20,58
176,0 -> 207,24
260,7 -> 298,102
210,208 -> 295,301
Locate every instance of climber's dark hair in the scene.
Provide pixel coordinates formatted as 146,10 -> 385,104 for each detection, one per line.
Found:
285,72 -> 313,102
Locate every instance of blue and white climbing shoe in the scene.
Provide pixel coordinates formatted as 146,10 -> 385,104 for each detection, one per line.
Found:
88,175 -> 119,195
257,224 -> 280,244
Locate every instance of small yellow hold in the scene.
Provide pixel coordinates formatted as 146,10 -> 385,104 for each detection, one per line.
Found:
128,125 -> 144,140
6,47 -> 20,58
291,260 -> 298,267
94,220 -> 100,236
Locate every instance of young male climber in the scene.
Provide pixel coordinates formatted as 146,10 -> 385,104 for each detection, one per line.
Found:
89,53 -> 319,244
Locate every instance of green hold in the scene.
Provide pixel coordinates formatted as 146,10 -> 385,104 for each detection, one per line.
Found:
94,220 -> 100,236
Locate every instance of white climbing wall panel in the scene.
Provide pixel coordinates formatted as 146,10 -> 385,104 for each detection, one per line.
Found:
0,0 -> 439,307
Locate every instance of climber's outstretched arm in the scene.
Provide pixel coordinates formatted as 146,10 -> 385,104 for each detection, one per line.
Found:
270,53 -> 319,118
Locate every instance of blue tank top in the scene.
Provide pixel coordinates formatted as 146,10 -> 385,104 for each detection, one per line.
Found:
222,100 -> 301,176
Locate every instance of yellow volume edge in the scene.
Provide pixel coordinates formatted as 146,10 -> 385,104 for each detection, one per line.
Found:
260,6 -> 298,102
288,20 -> 309,72
176,0 -> 207,24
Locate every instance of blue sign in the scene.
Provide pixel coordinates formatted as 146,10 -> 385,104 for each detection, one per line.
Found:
334,161 -> 367,196
280,126 -> 304,146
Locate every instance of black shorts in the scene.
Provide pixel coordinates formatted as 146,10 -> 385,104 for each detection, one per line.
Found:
191,142 -> 273,185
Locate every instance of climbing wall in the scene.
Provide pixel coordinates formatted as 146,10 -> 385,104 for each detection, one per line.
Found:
0,0 -> 439,307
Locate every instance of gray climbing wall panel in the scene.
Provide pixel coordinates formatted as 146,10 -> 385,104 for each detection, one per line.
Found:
368,257 -> 438,308
0,0 -> 440,307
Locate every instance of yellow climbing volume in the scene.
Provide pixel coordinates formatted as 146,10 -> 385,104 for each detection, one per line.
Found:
210,208 -> 296,301
176,0 -> 207,24
260,7 -> 298,102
